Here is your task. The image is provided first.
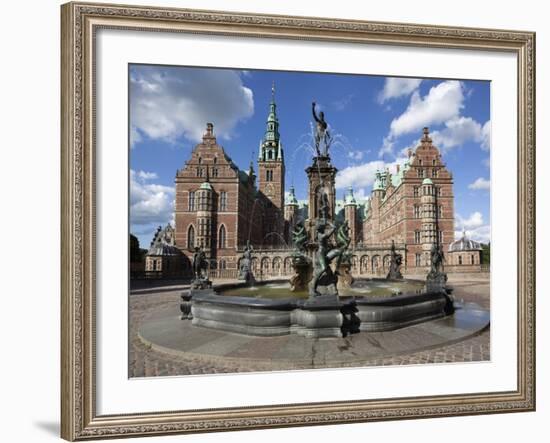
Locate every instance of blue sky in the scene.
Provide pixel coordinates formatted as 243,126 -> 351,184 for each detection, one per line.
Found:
129,64 -> 491,248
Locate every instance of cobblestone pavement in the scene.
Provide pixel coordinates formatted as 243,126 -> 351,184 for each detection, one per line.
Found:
129,278 -> 490,377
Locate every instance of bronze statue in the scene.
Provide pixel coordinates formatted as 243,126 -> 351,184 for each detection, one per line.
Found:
292,220 -> 308,253
238,240 -> 255,283
312,102 -> 331,157
309,219 -> 351,297
430,242 -> 445,275
386,240 -> 403,280
317,189 -> 330,220
192,246 -> 207,281
310,219 -> 336,296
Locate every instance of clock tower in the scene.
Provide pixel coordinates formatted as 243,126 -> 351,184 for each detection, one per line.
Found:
258,83 -> 285,241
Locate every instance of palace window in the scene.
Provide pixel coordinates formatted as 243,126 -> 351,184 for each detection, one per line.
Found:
432,168 -> 438,178
197,168 -> 204,177
218,225 -> 226,249
459,255 -> 463,265
415,253 -> 422,267
266,170 -> 273,181
418,168 -> 424,178
219,259 -> 227,270
438,205 -> 443,218
414,230 -> 421,244
188,191 -> 195,211
414,205 -> 420,218
219,191 -> 227,211
471,254 -> 475,265
212,168 -> 219,177
413,187 -> 419,197
437,186 -> 442,197
432,159 -> 436,166
187,225 -> 195,249
418,159 -> 423,166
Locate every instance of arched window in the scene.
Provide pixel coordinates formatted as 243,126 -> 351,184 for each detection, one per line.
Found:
187,225 -> 195,249
218,225 -> 226,249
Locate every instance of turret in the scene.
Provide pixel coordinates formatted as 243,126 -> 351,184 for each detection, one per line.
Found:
344,186 -> 358,247
195,167 -> 214,255
421,177 -> 437,266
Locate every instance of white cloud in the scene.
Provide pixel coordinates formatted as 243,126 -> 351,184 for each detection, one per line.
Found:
336,160 -> 387,189
130,125 -> 142,149
335,157 -> 408,190
378,136 -> 395,158
347,150 -> 364,161
130,169 -> 174,226
455,212 -> 491,243
456,211 -> 484,229
481,120 -> 491,151
352,188 -> 370,201
378,78 -> 422,103
468,177 -> 490,191
430,117 -> 491,151
379,80 -> 489,157
333,94 -> 354,111
130,66 -> 254,144
389,80 -> 464,138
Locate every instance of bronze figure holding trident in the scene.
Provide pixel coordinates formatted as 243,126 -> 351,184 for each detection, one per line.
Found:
312,101 -> 331,157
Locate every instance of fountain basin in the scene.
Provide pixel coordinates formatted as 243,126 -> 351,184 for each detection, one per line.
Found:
187,280 -> 453,337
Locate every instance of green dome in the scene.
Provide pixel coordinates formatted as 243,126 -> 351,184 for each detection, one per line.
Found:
285,186 -> 298,205
200,181 -> 213,191
422,177 -> 434,186
345,186 -> 357,205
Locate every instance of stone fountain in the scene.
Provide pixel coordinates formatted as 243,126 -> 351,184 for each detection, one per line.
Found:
180,101 -> 455,338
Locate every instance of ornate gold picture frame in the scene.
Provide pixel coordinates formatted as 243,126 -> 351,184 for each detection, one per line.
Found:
61,1 -> 535,440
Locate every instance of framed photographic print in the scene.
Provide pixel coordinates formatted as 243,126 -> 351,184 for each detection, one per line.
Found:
61,1 -> 536,440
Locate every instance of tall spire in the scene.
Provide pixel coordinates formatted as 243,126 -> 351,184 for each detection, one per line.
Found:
259,81 -> 281,162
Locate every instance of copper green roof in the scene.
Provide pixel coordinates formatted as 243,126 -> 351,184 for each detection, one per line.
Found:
372,171 -> 384,191
344,186 -> 357,205
285,186 -> 298,205
422,177 -> 434,185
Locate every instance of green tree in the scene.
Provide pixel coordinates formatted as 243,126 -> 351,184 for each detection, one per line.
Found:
481,242 -> 491,265
130,234 -> 143,263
